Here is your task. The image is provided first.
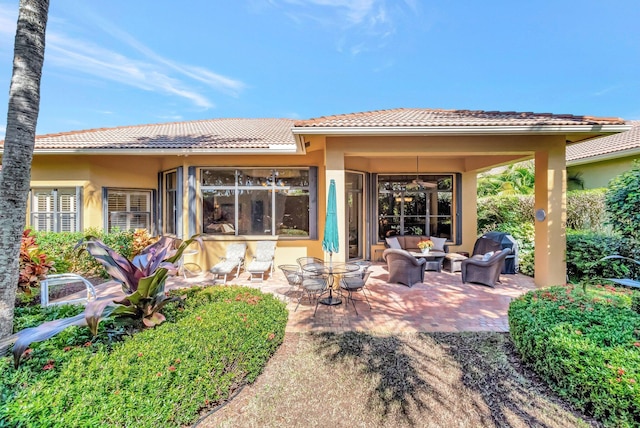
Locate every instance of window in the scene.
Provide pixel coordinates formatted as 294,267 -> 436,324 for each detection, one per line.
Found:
105,189 -> 152,232
165,171 -> 177,235
30,188 -> 81,232
377,174 -> 455,241
201,168 -> 313,237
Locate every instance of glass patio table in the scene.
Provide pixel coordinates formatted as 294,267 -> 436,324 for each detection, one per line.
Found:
302,262 -> 360,306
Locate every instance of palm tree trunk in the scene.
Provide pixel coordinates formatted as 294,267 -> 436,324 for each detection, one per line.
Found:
0,0 -> 49,338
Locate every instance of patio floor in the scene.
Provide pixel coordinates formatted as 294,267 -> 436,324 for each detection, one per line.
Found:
83,262 -> 539,334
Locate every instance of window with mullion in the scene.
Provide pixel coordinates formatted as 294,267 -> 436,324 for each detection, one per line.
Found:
201,168 -> 311,237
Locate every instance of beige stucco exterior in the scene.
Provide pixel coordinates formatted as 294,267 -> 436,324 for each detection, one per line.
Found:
18,130 -> 603,288
567,154 -> 639,190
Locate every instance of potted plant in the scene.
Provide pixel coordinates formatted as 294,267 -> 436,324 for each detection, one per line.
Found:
417,239 -> 434,254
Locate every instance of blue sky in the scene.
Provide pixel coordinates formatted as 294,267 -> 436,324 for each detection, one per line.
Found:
1,0 -> 639,138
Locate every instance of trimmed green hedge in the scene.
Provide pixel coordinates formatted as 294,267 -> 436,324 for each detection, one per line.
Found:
509,285 -> 640,427
566,230 -> 630,283
1,286 -> 288,427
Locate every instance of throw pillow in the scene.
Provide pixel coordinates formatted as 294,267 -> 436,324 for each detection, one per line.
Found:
482,251 -> 495,261
430,236 -> 447,252
386,237 -> 402,249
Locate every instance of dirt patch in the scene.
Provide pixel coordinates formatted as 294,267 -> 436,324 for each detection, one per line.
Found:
196,332 -> 601,428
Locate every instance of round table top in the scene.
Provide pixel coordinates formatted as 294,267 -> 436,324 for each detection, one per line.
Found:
301,262 -> 360,275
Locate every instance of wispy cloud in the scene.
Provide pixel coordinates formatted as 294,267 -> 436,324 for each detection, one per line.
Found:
269,0 -> 410,54
592,85 -> 622,97
0,4 -> 245,109
0,124 -> 5,139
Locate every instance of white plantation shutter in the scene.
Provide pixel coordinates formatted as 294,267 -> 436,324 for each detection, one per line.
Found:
106,189 -> 152,232
30,188 -> 80,232
58,190 -> 77,232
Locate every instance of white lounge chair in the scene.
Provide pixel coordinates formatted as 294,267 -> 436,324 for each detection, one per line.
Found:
245,241 -> 276,282
209,243 -> 247,285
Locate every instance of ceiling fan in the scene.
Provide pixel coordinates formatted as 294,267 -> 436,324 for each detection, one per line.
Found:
405,156 -> 437,190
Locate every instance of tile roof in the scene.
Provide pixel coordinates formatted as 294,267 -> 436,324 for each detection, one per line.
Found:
566,120 -> 640,163
294,108 -> 626,127
1,118 -> 297,152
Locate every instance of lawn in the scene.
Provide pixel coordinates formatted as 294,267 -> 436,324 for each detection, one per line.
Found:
198,332 -> 600,428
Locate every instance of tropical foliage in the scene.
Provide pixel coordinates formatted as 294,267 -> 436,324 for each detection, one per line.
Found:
477,162 -> 535,197
0,235 -> 202,367
605,160 -> 640,257
0,286 -> 288,427
18,229 -> 54,295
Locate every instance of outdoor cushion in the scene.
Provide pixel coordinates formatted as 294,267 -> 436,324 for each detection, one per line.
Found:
482,251 -> 495,261
385,237 -> 402,249
429,236 -> 447,252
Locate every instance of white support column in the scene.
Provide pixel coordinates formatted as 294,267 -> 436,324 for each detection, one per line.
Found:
534,142 -> 567,287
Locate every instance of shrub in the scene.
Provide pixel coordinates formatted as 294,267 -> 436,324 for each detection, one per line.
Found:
509,285 -> 640,427
477,195 -> 534,231
34,229 -> 136,277
606,160 -> 640,254
566,230 -> 629,283
18,230 -> 54,296
566,188 -> 608,231
1,286 -> 288,427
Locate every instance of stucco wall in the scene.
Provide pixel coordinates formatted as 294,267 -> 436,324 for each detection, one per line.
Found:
567,154 -> 639,190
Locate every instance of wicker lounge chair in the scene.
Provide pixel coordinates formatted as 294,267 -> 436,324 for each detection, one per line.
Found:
383,249 -> 426,287
461,248 -> 511,287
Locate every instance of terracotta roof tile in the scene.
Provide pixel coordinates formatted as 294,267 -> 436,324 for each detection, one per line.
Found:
1,118 -> 296,151
567,120 -> 640,163
294,108 -> 625,127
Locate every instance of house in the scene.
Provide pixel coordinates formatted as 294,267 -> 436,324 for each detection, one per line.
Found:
0,108 -> 630,287
567,120 -> 640,189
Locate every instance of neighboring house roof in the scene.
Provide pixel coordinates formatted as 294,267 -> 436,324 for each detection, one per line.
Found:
566,120 -> 640,165
0,118 -> 298,154
0,108 -> 629,155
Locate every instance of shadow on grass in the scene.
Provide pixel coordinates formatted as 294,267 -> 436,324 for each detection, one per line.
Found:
313,331 -> 431,426
428,332 -> 601,428
312,331 -> 598,428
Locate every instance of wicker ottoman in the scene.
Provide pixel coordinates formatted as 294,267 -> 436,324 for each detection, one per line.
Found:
444,253 -> 468,273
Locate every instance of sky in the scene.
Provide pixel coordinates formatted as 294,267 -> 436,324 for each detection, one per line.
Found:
1,0 -> 639,139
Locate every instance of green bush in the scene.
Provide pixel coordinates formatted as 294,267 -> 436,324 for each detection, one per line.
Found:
567,188 -> 608,231
34,229 -> 135,277
566,230 -> 629,283
606,160 -> 640,254
1,285 -> 288,427
477,195 -> 534,231
509,285 -> 640,427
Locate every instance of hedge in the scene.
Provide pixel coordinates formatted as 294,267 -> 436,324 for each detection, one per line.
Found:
1,285 -> 288,427
509,285 -> 640,427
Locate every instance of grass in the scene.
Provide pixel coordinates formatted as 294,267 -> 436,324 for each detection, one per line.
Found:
197,332 -> 600,428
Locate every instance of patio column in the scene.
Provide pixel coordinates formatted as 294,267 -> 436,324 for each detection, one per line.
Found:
325,141 -> 346,263
534,143 -> 567,287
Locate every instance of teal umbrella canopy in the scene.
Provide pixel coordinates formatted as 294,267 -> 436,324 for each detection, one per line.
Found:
322,179 -> 339,255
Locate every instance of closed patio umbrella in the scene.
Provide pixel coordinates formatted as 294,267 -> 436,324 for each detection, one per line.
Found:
322,179 -> 339,266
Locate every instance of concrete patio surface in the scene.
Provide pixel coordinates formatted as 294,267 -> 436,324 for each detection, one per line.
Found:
79,262 -> 539,334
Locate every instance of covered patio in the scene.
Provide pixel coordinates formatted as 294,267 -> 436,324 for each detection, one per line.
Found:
81,264 -> 537,334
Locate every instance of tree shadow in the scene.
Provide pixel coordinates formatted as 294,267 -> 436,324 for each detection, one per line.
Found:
312,331 -> 433,426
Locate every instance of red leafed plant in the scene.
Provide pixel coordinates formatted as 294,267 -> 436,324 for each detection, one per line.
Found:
19,229 -> 55,295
